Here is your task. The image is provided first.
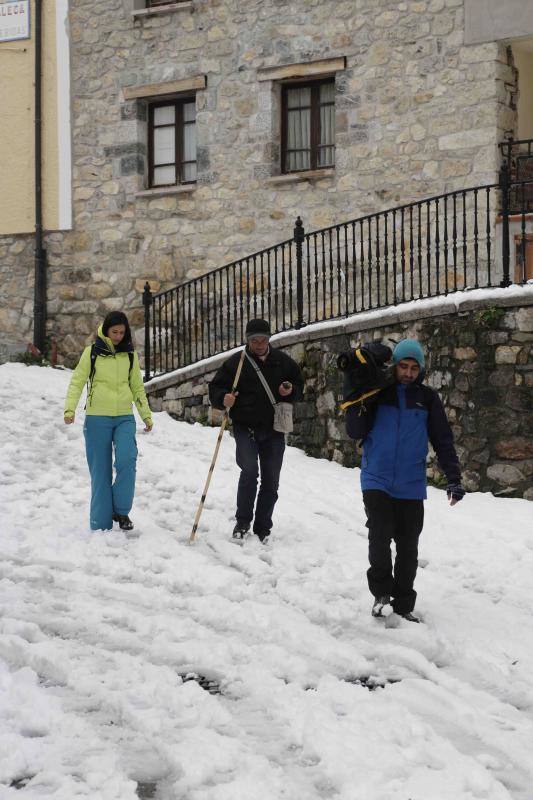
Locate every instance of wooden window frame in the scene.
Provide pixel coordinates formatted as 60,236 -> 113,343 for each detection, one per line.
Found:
281,78 -> 335,174
148,96 -> 196,189
514,232 -> 533,282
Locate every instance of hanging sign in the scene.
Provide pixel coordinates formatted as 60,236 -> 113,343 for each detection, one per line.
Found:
0,1 -> 30,43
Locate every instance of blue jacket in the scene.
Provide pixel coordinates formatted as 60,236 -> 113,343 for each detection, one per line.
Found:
348,381 -> 461,500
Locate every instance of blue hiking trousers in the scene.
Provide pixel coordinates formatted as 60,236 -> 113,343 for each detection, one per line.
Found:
83,415 -> 137,530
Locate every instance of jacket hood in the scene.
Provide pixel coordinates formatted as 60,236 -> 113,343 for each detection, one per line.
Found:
96,324 -> 115,353
95,324 -> 134,355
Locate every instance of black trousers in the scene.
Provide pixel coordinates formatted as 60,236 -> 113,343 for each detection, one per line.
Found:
233,424 -> 285,534
363,489 -> 424,614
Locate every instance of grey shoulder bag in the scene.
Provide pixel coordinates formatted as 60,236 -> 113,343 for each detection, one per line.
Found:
245,353 -> 293,434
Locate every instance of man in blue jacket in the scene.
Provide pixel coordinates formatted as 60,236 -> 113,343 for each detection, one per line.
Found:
348,338 -> 465,622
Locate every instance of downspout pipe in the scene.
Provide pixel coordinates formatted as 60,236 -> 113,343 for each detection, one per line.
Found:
33,0 -> 47,353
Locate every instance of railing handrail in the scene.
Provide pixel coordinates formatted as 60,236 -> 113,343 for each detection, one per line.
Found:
304,183 -> 500,243
499,136 -> 533,149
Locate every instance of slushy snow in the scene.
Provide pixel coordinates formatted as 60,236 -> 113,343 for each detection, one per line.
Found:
1,363 -> 532,800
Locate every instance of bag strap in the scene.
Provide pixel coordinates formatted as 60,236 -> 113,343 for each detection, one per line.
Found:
89,344 -> 98,385
245,352 -> 277,407
88,346 -> 134,386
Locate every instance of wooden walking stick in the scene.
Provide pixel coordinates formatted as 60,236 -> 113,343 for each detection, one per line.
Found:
189,348 -> 246,544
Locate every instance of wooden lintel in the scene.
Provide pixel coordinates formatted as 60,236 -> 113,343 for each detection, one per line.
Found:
123,75 -> 206,101
257,57 -> 346,83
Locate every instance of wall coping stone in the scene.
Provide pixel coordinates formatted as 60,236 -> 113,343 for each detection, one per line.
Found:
145,285 -> 533,393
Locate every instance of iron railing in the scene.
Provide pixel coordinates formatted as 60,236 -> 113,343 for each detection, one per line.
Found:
143,168 -> 533,380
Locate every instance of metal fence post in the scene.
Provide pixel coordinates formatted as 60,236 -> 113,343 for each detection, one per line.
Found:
499,161 -> 511,287
142,281 -> 153,382
294,216 -> 305,328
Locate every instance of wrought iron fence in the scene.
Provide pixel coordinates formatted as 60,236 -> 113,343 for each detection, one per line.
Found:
143,170 -> 533,380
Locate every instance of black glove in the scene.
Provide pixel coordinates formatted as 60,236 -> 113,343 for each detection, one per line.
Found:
447,483 -> 465,502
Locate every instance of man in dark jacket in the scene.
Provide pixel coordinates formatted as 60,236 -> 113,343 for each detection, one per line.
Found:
209,319 -> 303,544
347,338 -> 465,622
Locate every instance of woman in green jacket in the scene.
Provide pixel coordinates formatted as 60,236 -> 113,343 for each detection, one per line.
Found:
64,311 -> 153,531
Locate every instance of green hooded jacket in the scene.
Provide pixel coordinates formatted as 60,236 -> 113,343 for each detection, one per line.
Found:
64,326 -> 152,422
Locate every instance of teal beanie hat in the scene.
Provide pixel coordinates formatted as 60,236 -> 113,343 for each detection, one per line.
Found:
392,338 -> 425,368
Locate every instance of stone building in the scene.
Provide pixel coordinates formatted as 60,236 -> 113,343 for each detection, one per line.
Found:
0,0 -> 71,361
1,0 -> 533,363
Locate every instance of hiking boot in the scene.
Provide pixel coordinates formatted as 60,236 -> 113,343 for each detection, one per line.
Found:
400,611 -> 420,623
254,530 -> 270,545
371,595 -> 391,617
113,513 -> 134,531
232,522 -> 250,541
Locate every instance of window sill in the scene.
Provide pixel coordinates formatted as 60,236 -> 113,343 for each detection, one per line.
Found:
135,184 -> 196,198
132,2 -> 193,20
266,168 -> 335,185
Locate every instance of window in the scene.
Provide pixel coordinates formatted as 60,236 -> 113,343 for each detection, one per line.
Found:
148,98 -> 197,188
282,79 -> 335,173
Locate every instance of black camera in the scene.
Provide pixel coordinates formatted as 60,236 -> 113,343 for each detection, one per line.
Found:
338,342 -> 394,405
337,342 -> 392,372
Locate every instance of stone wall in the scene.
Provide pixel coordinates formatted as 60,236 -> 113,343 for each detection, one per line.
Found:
0,0 -> 520,363
0,234 -> 35,360
146,291 -> 533,500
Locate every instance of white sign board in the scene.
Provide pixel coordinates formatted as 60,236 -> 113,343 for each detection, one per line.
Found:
0,1 -> 30,43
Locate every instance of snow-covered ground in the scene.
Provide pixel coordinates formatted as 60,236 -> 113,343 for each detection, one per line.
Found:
1,363 -> 532,800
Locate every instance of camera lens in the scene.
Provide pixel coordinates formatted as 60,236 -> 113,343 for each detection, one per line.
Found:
337,353 -> 350,371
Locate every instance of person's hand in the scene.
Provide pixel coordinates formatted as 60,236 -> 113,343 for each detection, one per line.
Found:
64,414 -> 75,425
279,381 -> 292,397
223,391 -> 238,409
144,419 -> 153,432
447,483 -> 465,506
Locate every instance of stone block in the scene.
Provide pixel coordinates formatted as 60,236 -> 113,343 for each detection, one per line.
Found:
316,391 -> 336,415
120,155 -> 144,176
87,283 -> 113,300
462,470 -> 481,491
495,438 -> 533,460
449,390 -> 466,408
454,374 -> 470,392
487,463 -> 526,485
487,332 -> 508,345
163,399 -> 184,415
495,346 -> 521,364
516,307 -> 533,332
453,346 -> 476,360
488,368 -> 513,387
176,381 -> 193,399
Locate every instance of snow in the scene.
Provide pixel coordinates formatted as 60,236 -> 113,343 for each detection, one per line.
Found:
1,362 -> 533,800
